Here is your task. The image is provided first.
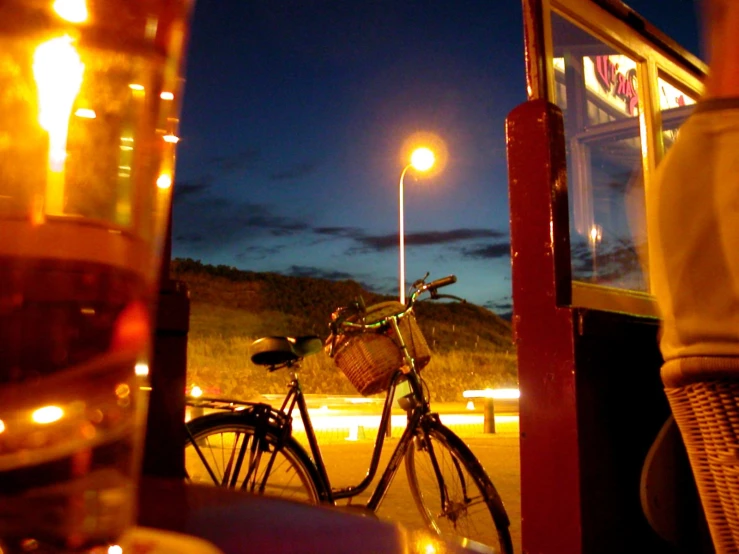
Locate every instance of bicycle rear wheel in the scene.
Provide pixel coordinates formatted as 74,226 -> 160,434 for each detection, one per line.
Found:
405,420 -> 513,554
185,411 -> 324,504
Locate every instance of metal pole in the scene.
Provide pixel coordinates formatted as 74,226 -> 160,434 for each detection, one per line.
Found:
483,398 -> 496,434
399,164 -> 411,305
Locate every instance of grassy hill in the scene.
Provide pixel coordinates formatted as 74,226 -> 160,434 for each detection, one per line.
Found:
171,258 -> 517,402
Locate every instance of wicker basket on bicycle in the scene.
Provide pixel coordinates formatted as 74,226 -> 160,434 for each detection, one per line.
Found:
333,301 -> 431,396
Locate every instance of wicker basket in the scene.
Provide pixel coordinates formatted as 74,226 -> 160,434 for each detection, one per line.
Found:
334,301 -> 431,396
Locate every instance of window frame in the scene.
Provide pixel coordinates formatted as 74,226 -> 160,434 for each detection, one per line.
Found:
535,0 -> 705,316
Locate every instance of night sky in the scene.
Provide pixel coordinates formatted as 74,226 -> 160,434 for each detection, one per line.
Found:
172,0 -> 702,317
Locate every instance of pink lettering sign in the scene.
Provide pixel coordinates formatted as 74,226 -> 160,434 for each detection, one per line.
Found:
593,56 -> 639,116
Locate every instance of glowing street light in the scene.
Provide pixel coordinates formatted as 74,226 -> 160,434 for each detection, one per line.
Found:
399,147 -> 435,305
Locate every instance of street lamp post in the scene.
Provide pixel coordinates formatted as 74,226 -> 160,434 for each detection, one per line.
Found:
399,147 -> 435,305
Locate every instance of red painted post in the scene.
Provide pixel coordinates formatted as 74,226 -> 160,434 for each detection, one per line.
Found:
507,99 -> 581,554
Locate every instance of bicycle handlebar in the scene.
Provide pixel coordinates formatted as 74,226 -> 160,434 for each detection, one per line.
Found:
326,273 -> 458,356
419,275 -> 457,297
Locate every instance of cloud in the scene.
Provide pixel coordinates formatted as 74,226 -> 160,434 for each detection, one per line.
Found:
174,177 -> 213,203
314,226 -> 365,239
208,147 -> 261,173
354,229 -> 507,252
459,242 -> 511,260
270,161 -> 318,181
174,199 -> 310,250
286,265 -> 355,281
174,232 -> 205,244
173,184 -> 514,292
235,245 -> 285,261
284,266 -> 395,297
484,298 -> 513,320
243,211 -> 309,233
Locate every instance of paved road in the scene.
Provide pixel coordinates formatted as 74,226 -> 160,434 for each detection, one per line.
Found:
292,416 -> 521,553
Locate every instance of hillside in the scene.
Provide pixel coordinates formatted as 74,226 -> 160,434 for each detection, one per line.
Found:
170,258 -> 517,401
170,258 -> 512,347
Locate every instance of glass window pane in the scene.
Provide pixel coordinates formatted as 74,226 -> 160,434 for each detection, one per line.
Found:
552,12 -> 647,292
658,74 -> 697,153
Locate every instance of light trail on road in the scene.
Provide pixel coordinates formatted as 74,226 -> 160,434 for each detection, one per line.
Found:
290,412 -> 519,433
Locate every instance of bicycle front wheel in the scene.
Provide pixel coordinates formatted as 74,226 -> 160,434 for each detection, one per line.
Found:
405,420 -> 513,554
185,412 -> 324,504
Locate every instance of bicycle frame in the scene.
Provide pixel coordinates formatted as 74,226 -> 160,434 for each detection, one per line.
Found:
280,362 -> 434,508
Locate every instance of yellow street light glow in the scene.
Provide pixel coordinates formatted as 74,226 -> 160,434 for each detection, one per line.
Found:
135,363 -> 149,376
156,174 -> 172,189
129,84 -> 145,91
33,35 -> 85,174
160,91 -> 175,100
0,419 -> 5,434
32,406 -> 64,424
163,134 -> 180,144
410,147 -> 435,172
108,545 -> 123,554
53,0 -> 88,23
190,385 -> 203,398
74,108 -> 96,119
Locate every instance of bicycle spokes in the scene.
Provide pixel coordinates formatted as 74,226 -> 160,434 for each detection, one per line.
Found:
186,428 -> 220,485
420,433 -> 452,517
221,430 -> 246,487
406,424 -> 513,552
224,432 -> 292,496
241,433 -> 269,492
185,416 -> 323,503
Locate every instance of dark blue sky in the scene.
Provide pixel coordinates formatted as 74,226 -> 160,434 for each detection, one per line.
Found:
172,0 -> 701,316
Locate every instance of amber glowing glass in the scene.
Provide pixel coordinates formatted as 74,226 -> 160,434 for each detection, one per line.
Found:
0,0 -> 193,551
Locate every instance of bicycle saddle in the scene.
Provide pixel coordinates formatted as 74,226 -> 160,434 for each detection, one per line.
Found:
250,335 -> 323,367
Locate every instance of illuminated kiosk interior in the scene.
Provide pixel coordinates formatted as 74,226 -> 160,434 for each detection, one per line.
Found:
507,1 -> 706,553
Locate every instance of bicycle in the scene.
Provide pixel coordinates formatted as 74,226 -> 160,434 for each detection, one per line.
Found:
184,274 -> 513,554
